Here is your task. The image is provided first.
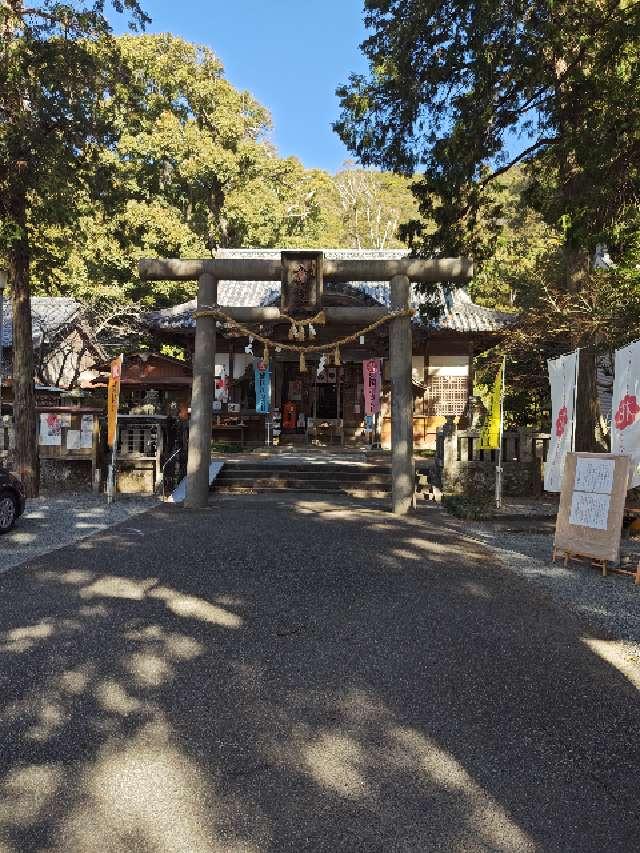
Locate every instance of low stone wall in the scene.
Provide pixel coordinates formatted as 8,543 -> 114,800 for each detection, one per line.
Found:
436,426 -> 548,498
442,459 -> 542,498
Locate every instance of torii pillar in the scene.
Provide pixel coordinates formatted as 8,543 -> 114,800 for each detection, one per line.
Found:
390,274 -> 414,515
185,272 -> 217,508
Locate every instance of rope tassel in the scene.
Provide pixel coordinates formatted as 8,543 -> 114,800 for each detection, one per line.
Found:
334,345 -> 341,366
263,343 -> 269,367
299,351 -> 307,373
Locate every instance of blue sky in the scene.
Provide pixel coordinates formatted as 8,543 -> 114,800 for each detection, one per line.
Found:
110,0 -> 369,173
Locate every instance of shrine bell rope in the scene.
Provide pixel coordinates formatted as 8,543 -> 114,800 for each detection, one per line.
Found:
193,304 -> 415,373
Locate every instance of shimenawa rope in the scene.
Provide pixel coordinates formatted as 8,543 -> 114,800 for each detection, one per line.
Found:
193,304 -> 415,372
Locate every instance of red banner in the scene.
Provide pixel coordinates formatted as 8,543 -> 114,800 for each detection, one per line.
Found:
363,359 -> 382,415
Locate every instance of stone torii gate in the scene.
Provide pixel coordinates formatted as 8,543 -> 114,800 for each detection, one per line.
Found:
139,254 -> 473,515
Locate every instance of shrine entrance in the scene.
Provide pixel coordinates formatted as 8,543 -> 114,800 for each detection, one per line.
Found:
140,252 -> 472,514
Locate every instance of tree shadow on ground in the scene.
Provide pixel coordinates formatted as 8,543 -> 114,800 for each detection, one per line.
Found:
0,496 -> 639,852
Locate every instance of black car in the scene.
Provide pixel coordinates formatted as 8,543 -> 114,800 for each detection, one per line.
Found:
0,467 -> 26,533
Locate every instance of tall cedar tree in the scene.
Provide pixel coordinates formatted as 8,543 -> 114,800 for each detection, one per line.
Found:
335,0 -> 640,448
0,0 -> 148,494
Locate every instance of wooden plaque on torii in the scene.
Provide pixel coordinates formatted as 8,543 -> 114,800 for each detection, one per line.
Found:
280,251 -> 323,315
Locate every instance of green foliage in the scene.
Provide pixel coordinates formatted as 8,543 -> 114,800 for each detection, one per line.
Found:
335,1 -> 640,260
442,495 -> 495,520
210,441 -> 244,454
335,1 -> 640,429
0,1 -> 149,250
4,31 -> 421,310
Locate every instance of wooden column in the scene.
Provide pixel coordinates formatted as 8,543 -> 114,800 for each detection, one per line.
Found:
390,274 -> 414,515
185,273 -> 217,508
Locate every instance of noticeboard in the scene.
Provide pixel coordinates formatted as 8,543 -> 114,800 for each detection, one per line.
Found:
553,452 -> 631,565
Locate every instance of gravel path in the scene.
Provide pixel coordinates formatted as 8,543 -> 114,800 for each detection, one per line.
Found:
0,494 -> 639,851
0,494 -> 155,574
435,505 -> 640,667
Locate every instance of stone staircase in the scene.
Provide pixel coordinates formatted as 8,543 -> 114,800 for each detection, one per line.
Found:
213,459 -> 392,500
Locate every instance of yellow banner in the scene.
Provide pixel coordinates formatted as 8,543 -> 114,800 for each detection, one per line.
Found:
107,355 -> 123,448
478,362 -> 504,450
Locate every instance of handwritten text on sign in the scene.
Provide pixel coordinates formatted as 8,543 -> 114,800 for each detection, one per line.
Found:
569,492 -> 611,530
574,458 -> 615,494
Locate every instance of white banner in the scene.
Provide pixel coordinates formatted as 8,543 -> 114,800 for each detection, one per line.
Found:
545,351 -> 579,492
611,339 -> 640,488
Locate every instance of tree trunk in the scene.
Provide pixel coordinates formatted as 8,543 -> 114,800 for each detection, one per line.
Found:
9,192 -> 39,496
565,244 -> 589,294
564,245 -> 599,453
574,347 -> 599,454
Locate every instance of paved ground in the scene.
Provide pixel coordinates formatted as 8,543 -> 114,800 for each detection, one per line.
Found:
0,495 -> 154,575
440,506 -> 640,668
0,494 -> 639,852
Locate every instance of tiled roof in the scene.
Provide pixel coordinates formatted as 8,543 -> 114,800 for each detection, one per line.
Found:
1,297 -> 80,348
149,287 -> 510,334
148,248 -> 511,335
436,288 -> 514,333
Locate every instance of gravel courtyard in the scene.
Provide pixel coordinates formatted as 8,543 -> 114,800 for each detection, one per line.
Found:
0,493 -> 638,852
0,495 -> 155,575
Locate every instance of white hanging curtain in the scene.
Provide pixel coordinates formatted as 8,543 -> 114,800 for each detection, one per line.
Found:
611,339 -> 640,488
545,350 -> 579,493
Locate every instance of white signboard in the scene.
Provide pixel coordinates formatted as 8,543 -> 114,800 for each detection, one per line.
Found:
66,430 -> 81,451
80,415 -> 94,449
39,413 -> 62,446
611,339 -> 640,488
569,492 -> 611,530
574,457 -> 615,494
544,351 -> 579,492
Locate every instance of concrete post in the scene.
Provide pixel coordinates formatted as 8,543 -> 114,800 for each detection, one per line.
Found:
185,273 -> 217,509
390,274 -> 414,515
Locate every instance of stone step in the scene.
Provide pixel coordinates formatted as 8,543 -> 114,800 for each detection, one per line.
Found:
212,460 -> 393,500
216,470 -> 391,483
218,463 -> 392,475
216,483 -> 391,498
215,476 -> 391,489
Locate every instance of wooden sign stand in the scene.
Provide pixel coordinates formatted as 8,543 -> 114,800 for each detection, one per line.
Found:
551,548 -> 610,577
552,452 -> 632,582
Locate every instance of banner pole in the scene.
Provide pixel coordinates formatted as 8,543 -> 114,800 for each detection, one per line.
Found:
572,348 -> 580,453
107,353 -> 123,505
496,356 -> 506,510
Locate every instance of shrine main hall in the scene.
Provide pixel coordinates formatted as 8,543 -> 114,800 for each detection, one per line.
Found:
146,248 -> 510,450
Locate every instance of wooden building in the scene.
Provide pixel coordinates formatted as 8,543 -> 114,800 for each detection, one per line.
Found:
80,352 -> 193,419
147,249 -> 511,449
1,297 -> 105,391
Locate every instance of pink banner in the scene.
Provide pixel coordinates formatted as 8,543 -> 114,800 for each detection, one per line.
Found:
363,359 -> 382,415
